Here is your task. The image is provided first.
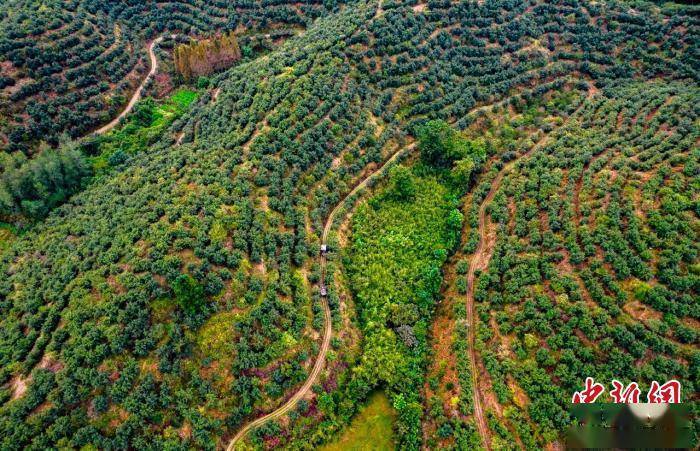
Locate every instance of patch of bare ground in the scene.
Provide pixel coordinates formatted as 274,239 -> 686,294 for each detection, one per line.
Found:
412,3 -> 426,13
201,360 -> 234,391
643,96 -> 674,131
153,273 -> 167,289
423,291 -> 462,446
623,300 -> 662,322
557,247 -> 574,273
38,354 -> 63,373
507,198 -> 517,230
258,193 -> 270,212
108,406 -> 130,429
179,422 -> 193,440
616,109 -> 624,129
254,258 -> 266,275
368,111 -> 384,138
374,0 -> 384,18
681,316 -> 700,331
476,360 -> 503,417
429,24 -> 458,40
328,255 -> 361,357
517,38 -> 552,57
546,440 -> 565,451
107,274 -> 126,294
0,61 -> 32,96
9,375 -> 30,400
489,317 -> 515,360
574,329 -> 596,348
31,401 -> 52,416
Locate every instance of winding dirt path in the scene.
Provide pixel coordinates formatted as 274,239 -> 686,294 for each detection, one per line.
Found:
226,142 -> 415,450
93,35 -> 172,135
226,83 -> 596,449
465,148 -> 535,451
465,84 -> 596,450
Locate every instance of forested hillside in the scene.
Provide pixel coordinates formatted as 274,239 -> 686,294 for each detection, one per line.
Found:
0,0 -> 347,153
466,80 -> 698,448
0,0 -> 697,449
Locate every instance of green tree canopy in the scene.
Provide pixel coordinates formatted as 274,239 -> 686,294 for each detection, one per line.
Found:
389,166 -> 416,201
172,274 -> 206,314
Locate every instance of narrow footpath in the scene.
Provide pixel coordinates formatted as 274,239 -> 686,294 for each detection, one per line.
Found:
93,35 -> 173,135
464,84 -> 596,450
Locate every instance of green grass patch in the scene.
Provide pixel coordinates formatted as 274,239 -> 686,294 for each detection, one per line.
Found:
150,297 -> 177,323
169,89 -> 198,109
321,392 -> 396,451
196,310 -> 239,362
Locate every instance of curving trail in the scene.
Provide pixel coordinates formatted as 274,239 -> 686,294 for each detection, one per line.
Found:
226,84 -> 595,450
227,142 -> 415,450
464,84 -> 596,450
93,35 -> 173,135
464,145 -> 539,451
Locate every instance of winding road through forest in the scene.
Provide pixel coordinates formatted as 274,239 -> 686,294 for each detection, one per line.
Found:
227,142 -> 415,450
227,83 -> 595,449
93,35 -> 171,135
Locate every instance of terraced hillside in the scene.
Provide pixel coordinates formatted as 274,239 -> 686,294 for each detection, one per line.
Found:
465,81 -> 699,448
0,0 -> 697,449
424,80 -> 698,450
0,0 -> 347,153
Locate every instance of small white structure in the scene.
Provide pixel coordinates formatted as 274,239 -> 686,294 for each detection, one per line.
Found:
321,244 -> 328,254
320,285 -> 328,296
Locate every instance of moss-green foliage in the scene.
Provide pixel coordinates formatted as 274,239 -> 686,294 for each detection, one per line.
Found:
321,391 -> 396,451
0,144 -> 91,219
387,166 -> 416,201
173,273 -> 206,314
90,89 -> 198,172
418,119 -> 487,191
0,0 -> 697,448
0,223 -> 14,251
197,311 -> 239,363
344,166 -> 462,449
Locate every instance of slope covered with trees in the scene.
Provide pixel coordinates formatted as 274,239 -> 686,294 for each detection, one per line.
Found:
462,81 -> 699,448
0,0 -> 697,449
174,33 -> 242,82
0,0 -> 349,154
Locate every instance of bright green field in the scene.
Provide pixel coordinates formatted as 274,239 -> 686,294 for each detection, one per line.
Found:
321,392 -> 396,451
150,88 -> 198,128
